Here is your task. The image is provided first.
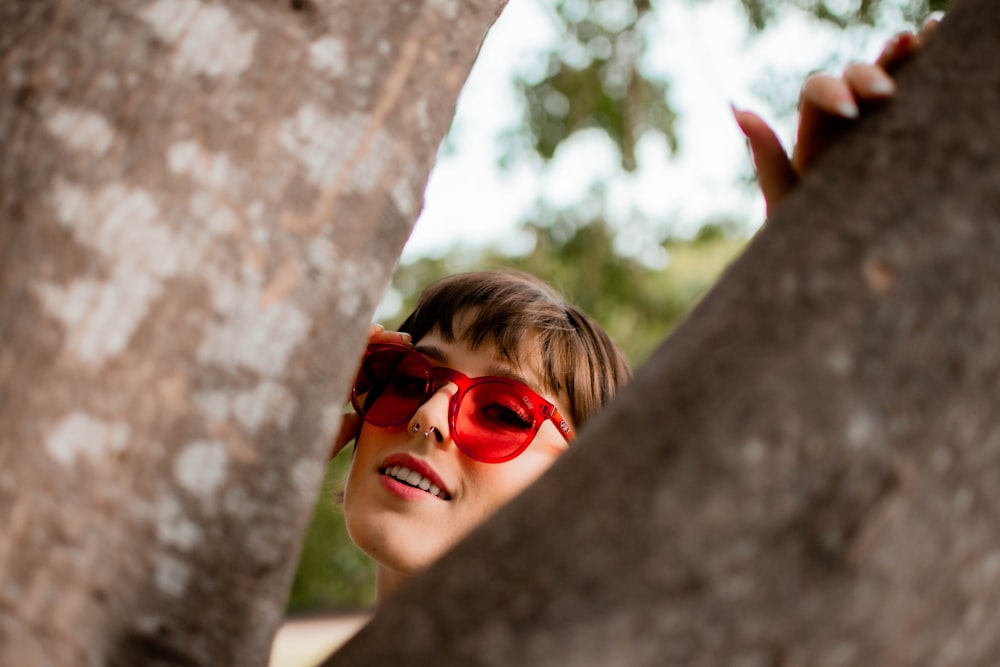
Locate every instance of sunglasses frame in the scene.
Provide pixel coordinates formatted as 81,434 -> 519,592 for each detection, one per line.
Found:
352,343 -> 574,463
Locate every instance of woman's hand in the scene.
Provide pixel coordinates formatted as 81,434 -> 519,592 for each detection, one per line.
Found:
329,324 -> 412,459
734,18 -> 939,214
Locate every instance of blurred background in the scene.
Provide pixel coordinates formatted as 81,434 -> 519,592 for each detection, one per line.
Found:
271,0 -> 948,663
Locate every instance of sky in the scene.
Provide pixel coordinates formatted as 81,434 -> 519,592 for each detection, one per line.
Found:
400,0 -> 908,263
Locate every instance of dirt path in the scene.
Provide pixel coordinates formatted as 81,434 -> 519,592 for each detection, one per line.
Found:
268,613 -> 372,667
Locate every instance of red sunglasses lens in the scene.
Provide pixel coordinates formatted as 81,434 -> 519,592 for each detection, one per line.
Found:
454,381 -> 539,462
354,347 -> 430,427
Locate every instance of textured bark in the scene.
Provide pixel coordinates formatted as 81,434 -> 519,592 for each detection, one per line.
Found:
0,1 -> 504,665
326,1 -> 1000,665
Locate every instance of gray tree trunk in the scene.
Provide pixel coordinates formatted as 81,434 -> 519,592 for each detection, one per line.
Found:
325,1 -> 1000,664
0,1 -> 504,665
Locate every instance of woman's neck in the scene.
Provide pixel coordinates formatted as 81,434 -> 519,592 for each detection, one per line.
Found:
375,565 -> 411,605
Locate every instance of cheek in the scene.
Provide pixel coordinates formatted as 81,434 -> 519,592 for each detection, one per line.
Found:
470,448 -> 564,511
343,427 -> 380,506
510,453 -> 559,491
342,431 -> 381,551
350,425 -> 381,465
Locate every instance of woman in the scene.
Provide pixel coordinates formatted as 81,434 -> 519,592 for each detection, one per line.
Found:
343,271 -> 629,601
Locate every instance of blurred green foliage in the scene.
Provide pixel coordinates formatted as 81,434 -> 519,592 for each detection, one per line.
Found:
735,0 -> 950,30
288,0 -> 952,613
287,452 -> 376,613
384,206 -> 747,367
515,0 -> 675,171
510,0 -> 949,175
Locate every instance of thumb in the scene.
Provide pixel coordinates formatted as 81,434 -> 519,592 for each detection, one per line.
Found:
732,105 -> 798,215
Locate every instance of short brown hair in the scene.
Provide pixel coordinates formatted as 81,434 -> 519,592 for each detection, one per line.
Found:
397,271 -> 631,427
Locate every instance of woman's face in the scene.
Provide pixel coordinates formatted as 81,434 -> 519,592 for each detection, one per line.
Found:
343,329 -> 572,588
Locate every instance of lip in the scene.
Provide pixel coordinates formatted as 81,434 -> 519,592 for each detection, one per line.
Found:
379,453 -> 452,500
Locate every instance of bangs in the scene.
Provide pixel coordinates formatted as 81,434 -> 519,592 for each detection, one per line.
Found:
397,271 -> 631,426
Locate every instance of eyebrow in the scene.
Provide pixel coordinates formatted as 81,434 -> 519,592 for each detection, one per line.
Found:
414,343 -> 538,389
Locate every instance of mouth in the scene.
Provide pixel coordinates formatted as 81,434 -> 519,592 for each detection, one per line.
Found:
380,464 -> 452,500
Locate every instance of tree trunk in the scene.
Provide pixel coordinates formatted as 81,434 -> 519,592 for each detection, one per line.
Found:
325,1 -> 1000,664
0,1 -> 504,665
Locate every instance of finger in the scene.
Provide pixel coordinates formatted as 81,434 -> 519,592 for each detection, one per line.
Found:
793,75 -> 858,173
801,74 -> 859,120
370,329 -> 411,345
732,106 -> 798,213
876,31 -> 918,72
330,412 -> 362,460
920,16 -> 941,40
842,62 -> 896,103
368,322 -> 411,345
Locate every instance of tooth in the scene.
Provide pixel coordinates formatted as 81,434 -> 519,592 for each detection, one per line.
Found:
418,479 -> 430,491
406,470 -> 422,486
429,484 -> 441,496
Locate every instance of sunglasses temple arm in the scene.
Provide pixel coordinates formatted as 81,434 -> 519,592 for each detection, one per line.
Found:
550,409 -> 574,442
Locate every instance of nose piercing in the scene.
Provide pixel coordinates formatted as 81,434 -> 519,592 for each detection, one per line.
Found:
412,421 -> 434,438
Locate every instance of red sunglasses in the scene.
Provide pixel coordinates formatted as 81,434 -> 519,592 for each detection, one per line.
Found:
351,343 -> 574,463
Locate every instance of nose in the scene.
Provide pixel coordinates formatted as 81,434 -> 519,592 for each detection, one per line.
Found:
408,383 -> 457,445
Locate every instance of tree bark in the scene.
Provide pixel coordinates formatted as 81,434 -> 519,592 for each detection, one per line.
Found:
325,1 -> 1000,664
0,1 -> 504,665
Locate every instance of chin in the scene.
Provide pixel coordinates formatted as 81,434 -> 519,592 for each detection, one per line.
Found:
344,506 -> 451,573
364,534 -> 448,576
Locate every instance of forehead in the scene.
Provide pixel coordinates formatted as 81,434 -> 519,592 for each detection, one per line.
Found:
415,327 -> 544,386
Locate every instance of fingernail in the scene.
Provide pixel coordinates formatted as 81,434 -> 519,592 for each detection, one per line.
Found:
396,332 -> 412,343
896,32 -> 916,52
729,102 -> 750,134
869,71 -> 896,96
371,322 -> 385,333
884,33 -> 902,58
836,99 -> 859,119
883,31 -> 914,61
